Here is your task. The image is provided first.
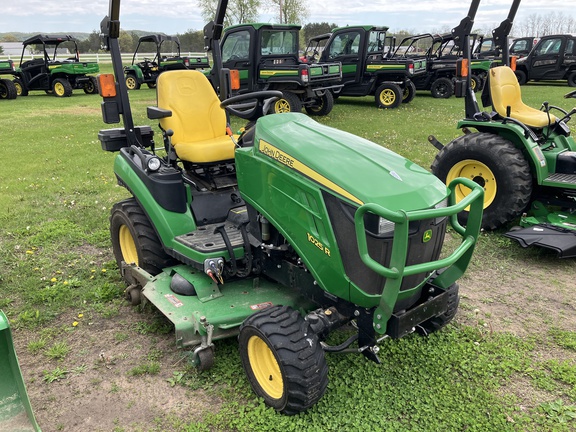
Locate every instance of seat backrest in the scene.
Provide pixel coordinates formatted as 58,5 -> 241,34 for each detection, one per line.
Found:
489,66 -> 556,128
489,66 -> 523,118
156,70 -> 227,149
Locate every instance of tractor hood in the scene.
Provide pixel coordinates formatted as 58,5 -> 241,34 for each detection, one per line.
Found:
250,113 -> 446,211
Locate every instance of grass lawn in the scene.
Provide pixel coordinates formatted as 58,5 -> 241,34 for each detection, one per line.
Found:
1,73 -> 576,431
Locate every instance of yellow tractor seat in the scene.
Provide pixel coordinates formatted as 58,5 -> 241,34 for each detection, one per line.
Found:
489,66 -> 556,129
156,70 -> 235,163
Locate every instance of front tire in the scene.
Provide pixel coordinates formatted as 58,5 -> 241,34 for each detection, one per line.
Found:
430,77 -> 454,98
374,82 -> 402,109
110,198 -> 174,277
515,69 -> 527,85
431,132 -> 532,230
125,74 -> 141,90
568,71 -> 576,87
402,80 -> 417,104
238,305 -> 328,415
305,91 -> 334,116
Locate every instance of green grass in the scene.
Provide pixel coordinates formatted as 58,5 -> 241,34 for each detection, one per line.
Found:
1,75 -> 576,430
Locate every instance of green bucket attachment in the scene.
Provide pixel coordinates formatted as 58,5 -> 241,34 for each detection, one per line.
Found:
0,310 -> 40,432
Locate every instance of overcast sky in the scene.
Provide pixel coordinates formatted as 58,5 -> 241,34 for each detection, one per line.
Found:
1,0 -> 574,36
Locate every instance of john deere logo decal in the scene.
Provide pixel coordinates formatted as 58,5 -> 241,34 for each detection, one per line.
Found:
423,229 -> 433,243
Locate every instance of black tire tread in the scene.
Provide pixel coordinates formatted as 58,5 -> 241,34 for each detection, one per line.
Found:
110,198 -> 175,276
431,132 -> 532,230
239,305 -> 328,415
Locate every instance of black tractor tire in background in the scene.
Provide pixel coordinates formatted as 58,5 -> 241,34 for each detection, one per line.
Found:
0,79 -> 17,99
402,80 -> 417,104
147,82 -> 157,89
470,74 -> 481,92
269,91 -> 302,114
305,91 -> 334,116
568,71 -> 576,87
110,198 -> 175,278
83,76 -> 99,94
515,69 -> 527,85
238,305 -> 328,415
374,82 -> 402,109
431,132 -> 532,230
52,78 -> 73,97
13,78 -> 28,96
430,77 -> 454,98
125,74 -> 141,90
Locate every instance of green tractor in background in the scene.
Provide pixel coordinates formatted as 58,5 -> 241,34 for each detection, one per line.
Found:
123,34 -> 210,90
13,34 -> 100,97
0,60 -> 18,100
97,0 -> 484,414
431,0 -> 576,258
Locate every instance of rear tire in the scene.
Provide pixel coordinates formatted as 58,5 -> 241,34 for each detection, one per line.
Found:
13,78 -> 28,96
430,77 -> 453,98
83,76 -> 99,94
431,132 -> 532,230
374,82 -> 402,109
269,91 -> 302,113
0,79 -> 17,99
238,305 -> 328,415
110,198 -> 175,278
52,78 -> 73,97
305,91 -> 334,116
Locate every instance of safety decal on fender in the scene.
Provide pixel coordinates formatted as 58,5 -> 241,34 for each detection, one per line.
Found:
250,302 -> 273,311
165,294 -> 184,308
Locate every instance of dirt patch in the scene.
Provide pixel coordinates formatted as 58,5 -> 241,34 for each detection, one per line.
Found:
13,305 -> 219,431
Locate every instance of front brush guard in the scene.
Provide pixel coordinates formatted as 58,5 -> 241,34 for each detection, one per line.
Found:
354,177 -> 484,335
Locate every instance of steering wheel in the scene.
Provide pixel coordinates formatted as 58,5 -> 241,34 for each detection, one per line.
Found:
220,90 -> 283,121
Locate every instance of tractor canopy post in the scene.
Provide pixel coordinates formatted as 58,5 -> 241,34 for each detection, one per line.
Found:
204,0 -> 229,92
490,0 -> 521,66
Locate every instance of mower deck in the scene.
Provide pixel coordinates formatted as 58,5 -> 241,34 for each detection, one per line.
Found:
140,265 -> 312,348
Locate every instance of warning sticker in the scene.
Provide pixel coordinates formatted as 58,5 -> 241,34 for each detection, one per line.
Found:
165,294 -> 184,308
250,302 -> 273,311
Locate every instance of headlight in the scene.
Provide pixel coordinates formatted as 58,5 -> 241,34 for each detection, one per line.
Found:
147,156 -> 161,172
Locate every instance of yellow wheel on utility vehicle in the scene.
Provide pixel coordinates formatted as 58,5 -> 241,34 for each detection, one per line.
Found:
447,159 -> 497,208
247,335 -> 284,399
118,224 -> 139,265
125,75 -> 140,90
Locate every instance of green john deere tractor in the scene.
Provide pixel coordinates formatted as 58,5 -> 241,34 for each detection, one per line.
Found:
98,0 -> 484,414
431,0 -> 576,258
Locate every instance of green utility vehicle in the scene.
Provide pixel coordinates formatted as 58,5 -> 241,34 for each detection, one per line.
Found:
514,34 -> 576,86
0,60 -> 17,99
124,34 -> 210,90
98,0 -> 484,414
14,34 -> 99,97
307,26 -> 426,108
395,32 -> 492,98
431,0 -> 576,258
216,23 -> 342,115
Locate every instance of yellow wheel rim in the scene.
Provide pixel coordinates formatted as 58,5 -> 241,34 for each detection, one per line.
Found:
274,99 -> 291,113
447,159 -> 497,209
54,82 -> 65,96
126,77 -> 136,90
118,225 -> 139,265
379,89 -> 396,106
247,335 -> 283,399
14,82 -> 23,95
